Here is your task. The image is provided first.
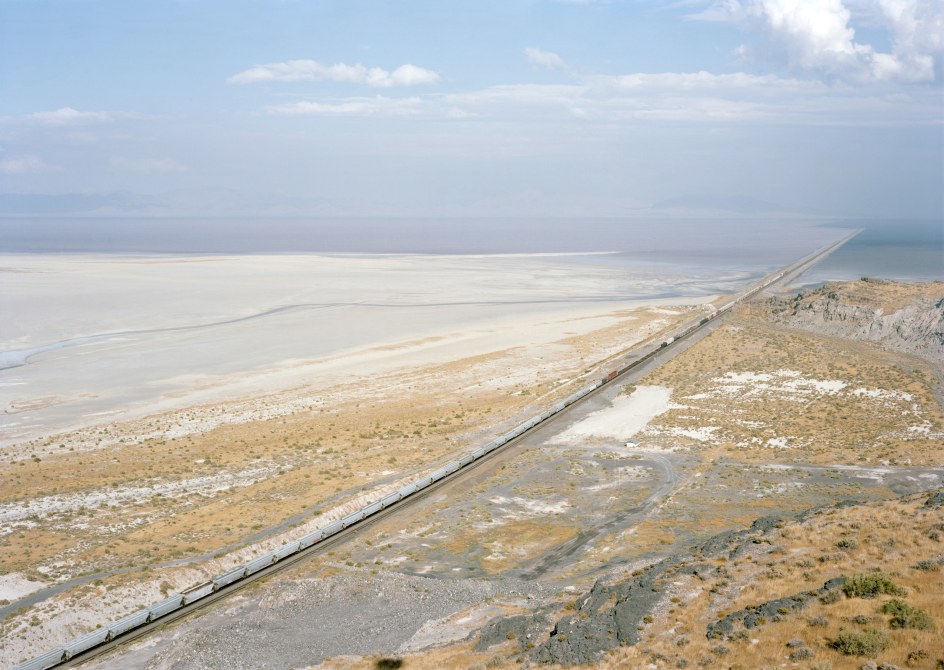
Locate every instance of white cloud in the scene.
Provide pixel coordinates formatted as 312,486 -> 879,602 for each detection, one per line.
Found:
256,66 -> 938,127
0,155 -> 48,173
28,107 -> 115,125
110,157 -> 189,173
594,70 -> 817,92
228,60 -> 440,87
264,96 -> 425,117
873,0 -> 943,77
444,69 -> 938,124
692,0 -> 943,83
525,47 -> 566,69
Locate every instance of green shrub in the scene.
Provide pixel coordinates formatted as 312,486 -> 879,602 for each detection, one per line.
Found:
913,558 -> 942,572
820,589 -> 841,605
882,599 -> 935,630
830,628 -> 891,657
841,574 -> 906,598
881,598 -> 910,616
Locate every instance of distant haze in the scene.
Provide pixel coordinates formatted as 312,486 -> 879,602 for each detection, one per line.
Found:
0,217 -> 848,261
1,1 -> 942,221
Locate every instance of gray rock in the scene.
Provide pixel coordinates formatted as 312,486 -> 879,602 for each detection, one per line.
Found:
764,284 -> 944,363
524,512 -> 788,665
475,612 -> 549,652
706,577 -> 846,640
924,490 -> 944,509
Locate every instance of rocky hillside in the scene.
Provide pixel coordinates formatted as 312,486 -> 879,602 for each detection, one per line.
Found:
324,491 -> 944,670
761,279 -> 944,363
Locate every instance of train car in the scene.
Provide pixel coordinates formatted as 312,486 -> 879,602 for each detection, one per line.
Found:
397,482 -> 418,497
321,519 -> 344,538
444,460 -> 461,475
604,369 -> 618,382
414,475 -> 434,491
149,594 -> 184,618
213,566 -> 248,590
12,648 -> 66,670
379,492 -> 401,509
341,511 -> 365,528
62,627 -> 112,659
457,453 -> 474,467
361,500 -> 383,517
429,467 -> 448,482
108,608 -> 152,636
181,581 -> 214,605
244,552 -> 278,576
273,541 -> 300,561
470,446 -> 488,459
298,529 -> 324,549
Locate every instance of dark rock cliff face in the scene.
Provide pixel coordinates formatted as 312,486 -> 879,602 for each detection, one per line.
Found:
764,283 -> 944,363
476,516 -> 789,666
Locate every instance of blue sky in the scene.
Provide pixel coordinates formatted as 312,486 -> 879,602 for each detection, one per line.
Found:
1,0 -> 941,218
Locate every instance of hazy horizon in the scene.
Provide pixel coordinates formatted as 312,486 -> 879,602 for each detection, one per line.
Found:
2,1 -> 942,222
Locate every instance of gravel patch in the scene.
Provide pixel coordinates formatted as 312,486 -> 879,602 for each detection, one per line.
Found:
90,571 -> 552,670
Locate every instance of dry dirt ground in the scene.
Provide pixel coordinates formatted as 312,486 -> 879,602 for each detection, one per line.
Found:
0,302 -> 700,667
64,280 -> 944,670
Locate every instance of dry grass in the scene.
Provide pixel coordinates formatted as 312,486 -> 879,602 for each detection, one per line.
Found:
641,313 -> 943,466
602,494 -> 944,670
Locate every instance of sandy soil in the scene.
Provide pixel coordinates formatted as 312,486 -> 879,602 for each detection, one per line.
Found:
552,385 -> 672,444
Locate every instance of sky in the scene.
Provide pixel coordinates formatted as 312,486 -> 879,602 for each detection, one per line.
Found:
0,0 -> 942,219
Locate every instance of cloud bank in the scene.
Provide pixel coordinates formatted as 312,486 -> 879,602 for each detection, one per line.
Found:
0,155 -> 48,173
525,47 -> 566,69
28,107 -> 115,125
693,0 -> 943,83
228,60 -> 440,87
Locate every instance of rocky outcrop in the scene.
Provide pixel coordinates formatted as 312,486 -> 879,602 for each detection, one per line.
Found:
476,516 -> 789,666
705,577 -> 846,639
763,281 -> 944,363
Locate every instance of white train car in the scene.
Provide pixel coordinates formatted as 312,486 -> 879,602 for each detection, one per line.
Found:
180,582 -> 214,605
297,529 -> 324,550
272,541 -> 300,561
379,492 -> 401,509
244,552 -> 277,576
62,628 -> 112,659
13,648 -> 66,670
212,566 -> 247,590
149,594 -> 184,618
109,608 -> 152,636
